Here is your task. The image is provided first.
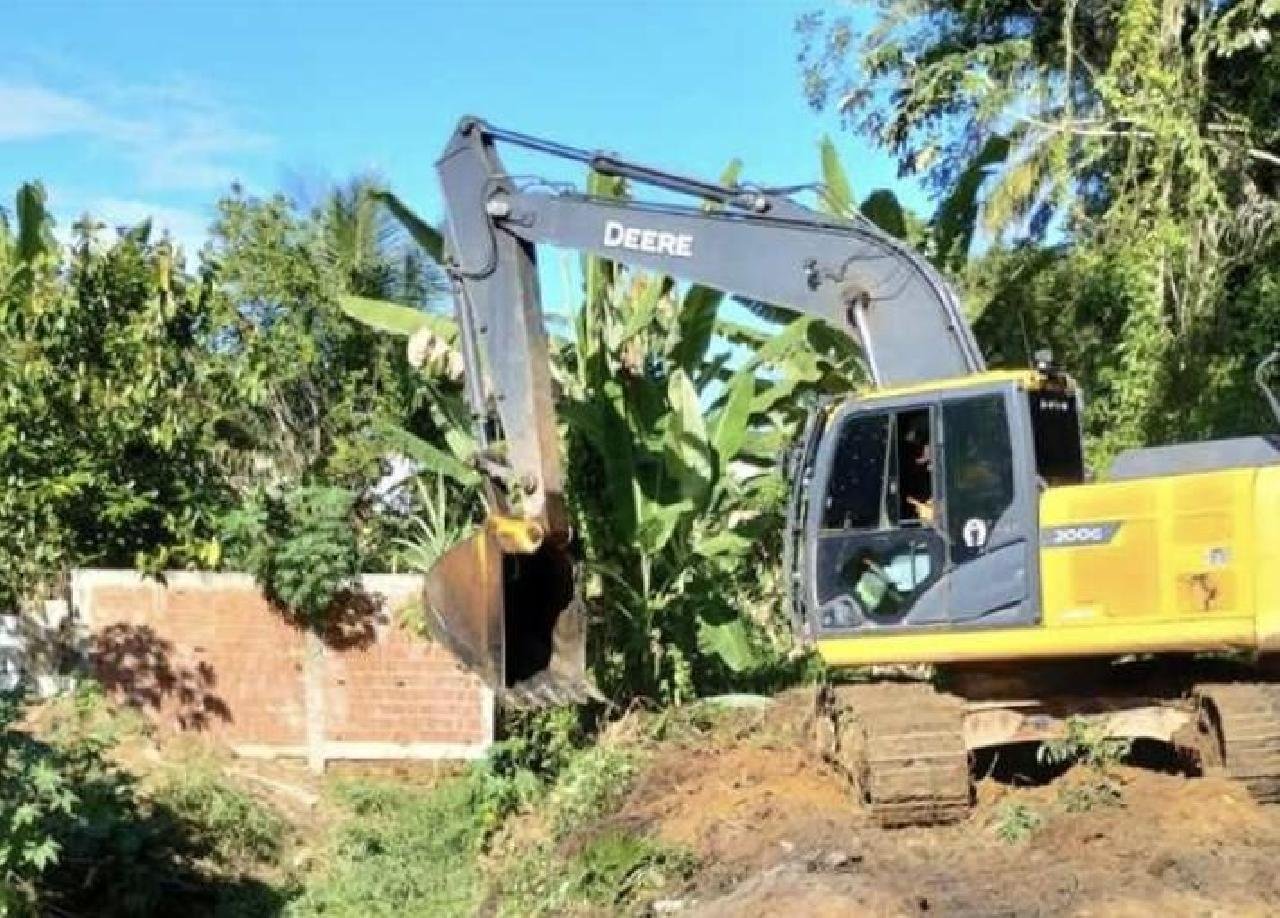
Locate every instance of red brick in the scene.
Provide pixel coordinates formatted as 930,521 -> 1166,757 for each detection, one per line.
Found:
79,572 -> 488,756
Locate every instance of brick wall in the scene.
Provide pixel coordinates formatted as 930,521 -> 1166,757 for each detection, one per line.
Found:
71,570 -> 493,767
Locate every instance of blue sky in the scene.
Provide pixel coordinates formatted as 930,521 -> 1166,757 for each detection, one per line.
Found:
2,1 -> 923,263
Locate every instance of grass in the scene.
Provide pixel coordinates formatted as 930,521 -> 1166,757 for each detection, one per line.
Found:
286,778 -> 485,917
287,715 -> 681,917
545,744 -> 639,839
10,689 -> 697,916
149,755 -> 290,874
496,830 -> 695,917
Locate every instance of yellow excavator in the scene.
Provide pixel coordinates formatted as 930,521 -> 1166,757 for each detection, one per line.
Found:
424,117 -> 1280,826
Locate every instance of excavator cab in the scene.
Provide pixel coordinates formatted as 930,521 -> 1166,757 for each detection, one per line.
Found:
791,370 -> 1084,642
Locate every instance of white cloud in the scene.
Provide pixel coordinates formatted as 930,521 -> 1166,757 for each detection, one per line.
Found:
0,84 -> 98,141
85,197 -> 211,254
0,77 -> 271,192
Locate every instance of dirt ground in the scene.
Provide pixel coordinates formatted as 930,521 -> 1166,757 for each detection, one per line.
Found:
610,691 -> 1280,918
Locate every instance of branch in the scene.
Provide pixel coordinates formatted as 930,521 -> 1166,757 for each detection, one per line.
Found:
1248,149 -> 1280,167
1016,115 -> 1153,139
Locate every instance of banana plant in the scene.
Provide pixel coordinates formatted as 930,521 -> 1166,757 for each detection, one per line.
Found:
815,133 -> 1009,274
556,168 -> 866,699
342,168 -> 863,699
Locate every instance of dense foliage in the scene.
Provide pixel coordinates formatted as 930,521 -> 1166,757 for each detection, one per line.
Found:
800,0 -> 1280,462
0,685 -> 286,916
0,182 -> 445,619
0,186 -> 229,607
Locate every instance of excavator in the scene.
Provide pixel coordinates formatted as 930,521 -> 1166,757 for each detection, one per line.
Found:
423,116 -> 1280,826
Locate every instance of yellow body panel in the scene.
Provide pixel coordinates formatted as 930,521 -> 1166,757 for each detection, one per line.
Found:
857,369 -> 1043,404
817,465 -> 1277,668
1255,466 -> 1280,650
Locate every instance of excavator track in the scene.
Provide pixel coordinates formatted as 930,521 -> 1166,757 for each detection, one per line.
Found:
818,682 -> 972,828
1193,682 -> 1280,803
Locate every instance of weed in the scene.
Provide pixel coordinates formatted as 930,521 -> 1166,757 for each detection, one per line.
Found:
288,778 -> 484,917
1039,717 -> 1131,772
1057,781 -> 1123,813
546,744 -> 639,839
568,831 -> 695,908
150,759 -> 288,872
489,706 -> 583,781
1039,717 -> 1131,812
992,800 -> 1045,844
496,831 -> 695,917
646,700 -> 722,744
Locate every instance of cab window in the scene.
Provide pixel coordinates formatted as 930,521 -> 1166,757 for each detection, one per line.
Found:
942,394 -> 1015,562
821,408 -> 934,531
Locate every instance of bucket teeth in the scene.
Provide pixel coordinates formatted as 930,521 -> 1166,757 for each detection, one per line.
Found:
502,672 -> 603,709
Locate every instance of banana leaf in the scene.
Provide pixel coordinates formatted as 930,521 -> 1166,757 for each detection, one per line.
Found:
340,294 -> 453,338
369,189 -> 444,263
860,189 -> 908,240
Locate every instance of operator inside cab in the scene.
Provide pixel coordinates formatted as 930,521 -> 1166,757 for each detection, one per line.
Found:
900,412 -> 934,524
839,409 -> 938,618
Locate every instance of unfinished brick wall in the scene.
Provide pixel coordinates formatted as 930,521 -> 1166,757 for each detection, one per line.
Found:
71,570 -> 493,767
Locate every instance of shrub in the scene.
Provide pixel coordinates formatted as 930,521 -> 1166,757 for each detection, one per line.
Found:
222,484 -> 361,627
2,685 -> 291,916
545,744 -> 638,839
0,693 -> 75,915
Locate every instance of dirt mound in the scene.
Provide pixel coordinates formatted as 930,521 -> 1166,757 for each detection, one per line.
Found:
608,690 -> 1280,917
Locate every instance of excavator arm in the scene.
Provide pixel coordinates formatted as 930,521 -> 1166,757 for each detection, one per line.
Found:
425,117 -> 985,705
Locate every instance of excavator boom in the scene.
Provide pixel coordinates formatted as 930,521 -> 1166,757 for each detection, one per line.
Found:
426,117 -> 983,705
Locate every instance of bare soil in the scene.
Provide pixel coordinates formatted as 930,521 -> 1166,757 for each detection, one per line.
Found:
610,690 -> 1280,917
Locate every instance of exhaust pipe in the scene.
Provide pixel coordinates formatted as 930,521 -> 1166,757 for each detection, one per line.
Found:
423,515 -> 598,708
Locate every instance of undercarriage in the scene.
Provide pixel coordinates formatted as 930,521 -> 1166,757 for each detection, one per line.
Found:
814,658 -> 1280,827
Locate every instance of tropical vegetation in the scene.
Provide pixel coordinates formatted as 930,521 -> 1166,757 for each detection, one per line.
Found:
799,0 -> 1280,461
1,0 -> 1277,910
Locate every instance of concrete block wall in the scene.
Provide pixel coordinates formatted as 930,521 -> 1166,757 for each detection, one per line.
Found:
71,570 -> 493,768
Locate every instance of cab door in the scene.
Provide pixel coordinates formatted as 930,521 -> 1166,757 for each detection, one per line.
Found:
807,404 -> 950,633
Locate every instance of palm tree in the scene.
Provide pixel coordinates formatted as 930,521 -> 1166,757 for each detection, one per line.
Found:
0,182 -> 56,280
318,174 -> 448,307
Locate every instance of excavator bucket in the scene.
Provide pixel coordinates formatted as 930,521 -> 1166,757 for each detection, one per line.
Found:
423,517 -> 598,708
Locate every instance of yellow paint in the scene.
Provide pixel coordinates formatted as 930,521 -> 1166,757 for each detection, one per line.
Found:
487,514 -> 544,554
855,369 -> 1047,404
817,464 -> 1277,668
817,616 -> 1256,666
1255,466 -> 1280,650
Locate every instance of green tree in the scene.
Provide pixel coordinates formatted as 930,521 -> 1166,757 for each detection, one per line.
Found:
205,188 -> 447,620
0,184 -> 229,607
318,174 -> 447,306
800,0 -> 1280,462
